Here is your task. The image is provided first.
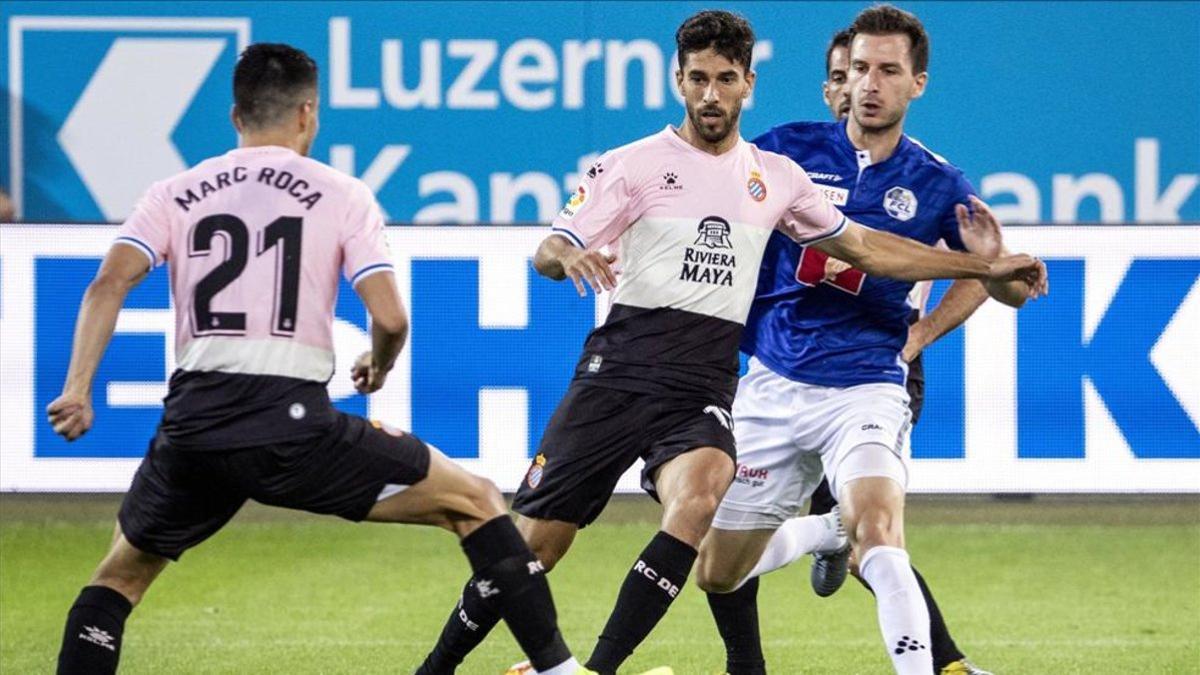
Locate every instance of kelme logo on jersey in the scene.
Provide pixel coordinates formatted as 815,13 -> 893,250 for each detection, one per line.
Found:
660,171 -> 683,191
747,171 -> 767,202
526,453 -> 547,488
884,186 -> 918,221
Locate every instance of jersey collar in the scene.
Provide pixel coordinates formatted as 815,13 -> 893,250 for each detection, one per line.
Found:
662,125 -> 745,159
835,118 -> 912,169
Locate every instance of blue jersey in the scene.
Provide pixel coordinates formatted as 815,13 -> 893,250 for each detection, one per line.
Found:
743,120 -> 976,388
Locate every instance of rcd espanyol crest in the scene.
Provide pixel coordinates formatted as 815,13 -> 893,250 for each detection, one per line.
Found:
694,215 -> 733,249
883,186 -> 918,221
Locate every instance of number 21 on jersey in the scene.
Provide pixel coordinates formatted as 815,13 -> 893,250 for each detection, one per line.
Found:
188,214 -> 302,338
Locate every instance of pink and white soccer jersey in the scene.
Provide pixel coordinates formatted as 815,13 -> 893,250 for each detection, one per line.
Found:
551,126 -> 846,404
115,145 -> 393,448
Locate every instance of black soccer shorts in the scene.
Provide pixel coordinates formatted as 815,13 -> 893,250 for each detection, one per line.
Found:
511,382 -> 736,528
118,412 -> 431,560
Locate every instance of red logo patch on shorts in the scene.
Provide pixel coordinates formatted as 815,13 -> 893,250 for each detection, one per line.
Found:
370,419 -> 407,438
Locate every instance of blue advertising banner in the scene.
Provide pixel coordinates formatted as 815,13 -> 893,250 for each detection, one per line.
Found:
3,2 -> 1198,224
1,224 -> 1197,492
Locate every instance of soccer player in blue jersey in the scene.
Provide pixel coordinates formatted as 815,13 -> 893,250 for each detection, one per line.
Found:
801,27 -> 994,675
695,6 -> 1032,674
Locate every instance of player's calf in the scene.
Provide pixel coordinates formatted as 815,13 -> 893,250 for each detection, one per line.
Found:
516,515 -> 577,573
58,531 -> 169,675
393,451 -> 578,674
586,448 -> 733,674
838,474 -> 906,554
837,457 -> 931,674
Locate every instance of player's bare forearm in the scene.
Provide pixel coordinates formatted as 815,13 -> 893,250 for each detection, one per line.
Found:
904,279 -> 988,361
62,247 -> 149,395
984,276 -> 1033,308
816,221 -> 991,282
533,232 -> 617,297
370,320 -> 406,374
354,272 -> 408,385
63,279 -> 132,395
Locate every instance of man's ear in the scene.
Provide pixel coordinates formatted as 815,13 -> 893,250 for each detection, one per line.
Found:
911,71 -> 928,99
743,69 -> 756,99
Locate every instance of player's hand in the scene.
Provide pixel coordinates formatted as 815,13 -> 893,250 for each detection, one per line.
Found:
956,196 -> 1005,260
823,257 -> 853,281
47,391 -> 94,442
559,247 -> 618,297
900,337 -> 922,364
351,351 -> 389,394
986,254 -> 1049,298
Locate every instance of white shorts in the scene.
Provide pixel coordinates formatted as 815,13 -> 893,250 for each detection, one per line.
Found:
712,357 -> 912,531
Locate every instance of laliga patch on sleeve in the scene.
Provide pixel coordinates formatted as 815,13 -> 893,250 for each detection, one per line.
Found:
560,184 -> 588,219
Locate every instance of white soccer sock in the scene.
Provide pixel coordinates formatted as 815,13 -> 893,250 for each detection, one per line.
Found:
535,657 -> 580,675
735,513 -> 843,588
858,546 -> 932,675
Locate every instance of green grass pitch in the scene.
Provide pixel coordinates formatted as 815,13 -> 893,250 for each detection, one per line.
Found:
2,495 -> 1197,673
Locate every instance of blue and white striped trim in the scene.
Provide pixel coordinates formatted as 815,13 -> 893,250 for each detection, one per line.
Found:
550,227 -> 586,248
350,262 -> 394,286
793,215 -> 848,246
113,236 -> 158,267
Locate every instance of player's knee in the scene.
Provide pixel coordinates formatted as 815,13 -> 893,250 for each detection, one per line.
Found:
437,475 -> 506,535
851,508 -> 902,550
694,562 -> 743,594
664,491 -> 722,531
462,477 -> 506,520
527,539 -> 566,572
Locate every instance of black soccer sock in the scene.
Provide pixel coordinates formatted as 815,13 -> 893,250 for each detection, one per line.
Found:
415,577 -> 503,675
808,477 -> 837,516
913,566 -> 965,669
706,577 -> 766,675
57,585 -> 133,675
458,516 -> 571,672
586,531 -> 697,674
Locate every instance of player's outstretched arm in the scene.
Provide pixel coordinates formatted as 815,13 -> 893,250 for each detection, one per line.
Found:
352,271 -> 408,394
532,234 -> 617,297
46,244 -> 151,441
956,195 -> 1041,308
813,220 -> 1048,296
902,280 -> 989,362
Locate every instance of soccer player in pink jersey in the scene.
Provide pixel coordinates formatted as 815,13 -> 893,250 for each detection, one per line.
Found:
48,44 -> 585,675
416,11 -> 1046,675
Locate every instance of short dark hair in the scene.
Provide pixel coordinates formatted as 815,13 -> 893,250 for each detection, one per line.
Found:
825,29 -> 853,75
233,43 -> 318,130
848,4 -> 929,74
675,10 -> 756,73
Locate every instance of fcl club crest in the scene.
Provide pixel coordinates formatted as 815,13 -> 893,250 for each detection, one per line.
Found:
694,215 -> 733,249
747,171 -> 767,202
526,453 -> 547,488
883,186 -> 918,221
